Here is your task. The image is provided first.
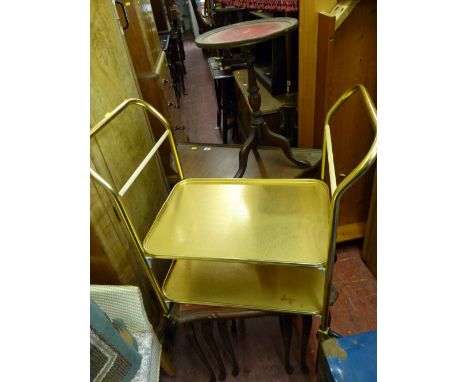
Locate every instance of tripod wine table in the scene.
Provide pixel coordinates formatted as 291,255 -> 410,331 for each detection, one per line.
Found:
195,18 -> 310,178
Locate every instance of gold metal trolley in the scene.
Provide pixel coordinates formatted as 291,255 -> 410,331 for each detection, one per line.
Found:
90,84 -> 377,340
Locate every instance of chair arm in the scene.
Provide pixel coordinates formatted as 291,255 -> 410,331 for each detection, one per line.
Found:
90,285 -> 153,333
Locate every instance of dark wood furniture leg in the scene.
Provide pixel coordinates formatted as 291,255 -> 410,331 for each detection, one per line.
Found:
234,54 -> 261,178
176,23 -> 186,69
261,123 -> 311,168
201,321 -> 227,381
234,129 -> 256,178
177,61 -> 186,95
231,319 -> 237,334
160,350 -> 177,377
183,323 -> 216,382
214,79 -> 222,130
301,315 -> 313,374
279,314 -> 294,374
222,79 -> 228,144
218,320 -> 240,377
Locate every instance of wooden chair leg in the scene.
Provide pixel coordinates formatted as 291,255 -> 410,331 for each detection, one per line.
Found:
301,315 -> 313,374
160,348 -> 177,377
231,319 -> 237,335
183,323 -> 216,382
218,320 -> 240,377
201,320 -> 227,381
279,314 -> 293,374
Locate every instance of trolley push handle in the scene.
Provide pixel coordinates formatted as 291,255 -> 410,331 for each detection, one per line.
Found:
319,84 -> 377,340
90,98 -> 185,317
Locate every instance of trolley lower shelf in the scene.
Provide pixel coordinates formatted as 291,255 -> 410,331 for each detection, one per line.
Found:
163,259 -> 325,315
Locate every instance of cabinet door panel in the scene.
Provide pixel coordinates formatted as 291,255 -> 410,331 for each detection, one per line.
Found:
119,0 -> 162,73
141,0 -> 162,67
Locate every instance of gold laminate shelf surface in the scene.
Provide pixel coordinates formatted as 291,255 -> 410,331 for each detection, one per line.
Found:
163,260 -> 325,315
144,178 -> 330,267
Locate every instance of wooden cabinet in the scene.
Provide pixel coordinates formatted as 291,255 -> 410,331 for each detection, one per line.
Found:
149,0 -> 171,32
297,0 -> 337,148
137,51 -> 183,173
138,52 -> 178,122
116,0 -> 185,175
91,0 -> 171,329
117,0 -> 163,71
297,0 -> 376,241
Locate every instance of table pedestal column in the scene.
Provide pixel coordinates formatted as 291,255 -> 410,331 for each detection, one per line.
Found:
232,53 -> 310,178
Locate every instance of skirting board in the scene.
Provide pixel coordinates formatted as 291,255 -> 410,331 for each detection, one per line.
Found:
337,222 -> 366,243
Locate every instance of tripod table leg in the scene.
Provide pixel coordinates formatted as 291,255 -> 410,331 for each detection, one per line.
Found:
234,129 -> 255,178
262,124 -> 311,168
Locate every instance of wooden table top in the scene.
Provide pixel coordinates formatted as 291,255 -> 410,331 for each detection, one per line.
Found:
195,18 -> 297,49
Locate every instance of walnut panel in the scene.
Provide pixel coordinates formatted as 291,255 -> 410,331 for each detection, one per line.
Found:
297,0 -> 337,147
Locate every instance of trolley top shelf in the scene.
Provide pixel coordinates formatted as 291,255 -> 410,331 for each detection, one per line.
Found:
143,178 -> 330,267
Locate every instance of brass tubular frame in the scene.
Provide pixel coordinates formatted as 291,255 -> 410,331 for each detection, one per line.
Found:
318,84 -> 377,339
90,98 -> 184,317
89,88 -> 376,336
322,125 -> 337,194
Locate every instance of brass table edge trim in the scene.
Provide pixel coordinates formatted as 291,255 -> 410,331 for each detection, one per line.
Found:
162,291 -> 323,317
143,254 -> 328,269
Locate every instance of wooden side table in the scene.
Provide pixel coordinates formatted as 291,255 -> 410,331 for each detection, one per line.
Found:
196,17 -> 311,177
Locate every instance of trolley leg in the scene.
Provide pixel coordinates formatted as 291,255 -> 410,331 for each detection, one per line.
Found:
301,315 -> 313,374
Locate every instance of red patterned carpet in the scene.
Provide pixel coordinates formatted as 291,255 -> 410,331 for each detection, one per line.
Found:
178,39 -> 223,144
